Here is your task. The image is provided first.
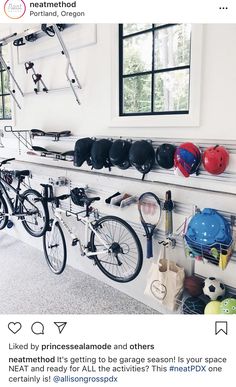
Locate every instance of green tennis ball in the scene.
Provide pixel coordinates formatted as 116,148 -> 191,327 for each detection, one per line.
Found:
204,301 -> 221,314
220,298 -> 236,314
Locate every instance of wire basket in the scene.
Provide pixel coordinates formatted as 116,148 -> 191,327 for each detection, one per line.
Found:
183,235 -> 234,270
175,295 -> 207,314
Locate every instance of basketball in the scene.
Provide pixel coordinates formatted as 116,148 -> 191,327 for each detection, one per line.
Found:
184,276 -> 204,297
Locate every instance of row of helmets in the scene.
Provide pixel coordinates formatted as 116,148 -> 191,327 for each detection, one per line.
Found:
74,138 -> 229,179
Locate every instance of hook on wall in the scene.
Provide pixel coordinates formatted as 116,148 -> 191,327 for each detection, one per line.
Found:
0,129 -> 4,148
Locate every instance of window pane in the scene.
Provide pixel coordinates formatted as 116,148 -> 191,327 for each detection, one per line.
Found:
123,32 -> 152,75
2,71 -> 10,94
0,98 -> 3,119
123,75 -> 151,114
154,24 -> 191,70
3,96 -> 11,119
154,69 -> 189,112
123,24 -> 151,35
0,45 -> 11,120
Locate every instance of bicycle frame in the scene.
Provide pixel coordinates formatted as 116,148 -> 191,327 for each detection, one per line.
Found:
49,207 -> 110,258
0,175 -> 38,217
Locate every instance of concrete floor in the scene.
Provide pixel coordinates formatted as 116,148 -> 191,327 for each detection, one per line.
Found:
0,234 -> 157,314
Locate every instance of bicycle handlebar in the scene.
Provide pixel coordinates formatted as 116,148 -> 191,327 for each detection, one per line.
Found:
0,158 -> 15,167
49,194 -> 70,202
35,194 -> 70,203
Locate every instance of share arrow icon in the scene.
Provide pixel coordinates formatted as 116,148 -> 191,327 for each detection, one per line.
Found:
54,322 -> 67,334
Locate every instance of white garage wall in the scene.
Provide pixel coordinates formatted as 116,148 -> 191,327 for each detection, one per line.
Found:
4,23 -> 236,139
1,23 -> 236,313
1,157 -> 236,314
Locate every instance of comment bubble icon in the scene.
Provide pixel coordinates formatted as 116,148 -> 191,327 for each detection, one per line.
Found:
31,321 -> 44,335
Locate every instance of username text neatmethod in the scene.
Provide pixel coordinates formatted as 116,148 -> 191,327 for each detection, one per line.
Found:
29,1 -> 77,8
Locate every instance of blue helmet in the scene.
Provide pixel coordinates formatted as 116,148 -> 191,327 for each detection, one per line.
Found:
185,208 -> 232,255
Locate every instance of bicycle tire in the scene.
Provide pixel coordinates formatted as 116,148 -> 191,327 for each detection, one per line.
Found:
20,189 -> 49,237
0,195 -> 8,230
43,221 -> 67,274
90,215 -> 143,283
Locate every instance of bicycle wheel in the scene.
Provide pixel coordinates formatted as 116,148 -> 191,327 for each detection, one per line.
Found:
90,215 -> 143,283
0,195 -> 8,230
43,221 -> 67,274
20,189 -> 49,237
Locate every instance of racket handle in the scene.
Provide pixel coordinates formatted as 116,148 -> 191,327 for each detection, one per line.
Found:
165,212 -> 173,235
147,238 -> 153,259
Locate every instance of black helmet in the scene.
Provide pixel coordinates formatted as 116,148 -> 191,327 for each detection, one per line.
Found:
129,140 -> 155,180
156,143 -> 176,169
91,139 -> 112,170
70,187 -> 86,207
74,137 -> 94,167
109,139 -> 131,170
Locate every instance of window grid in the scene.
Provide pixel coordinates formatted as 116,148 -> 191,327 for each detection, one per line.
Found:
119,24 -> 191,116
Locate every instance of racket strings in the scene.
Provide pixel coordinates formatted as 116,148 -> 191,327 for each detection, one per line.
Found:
139,198 -> 161,225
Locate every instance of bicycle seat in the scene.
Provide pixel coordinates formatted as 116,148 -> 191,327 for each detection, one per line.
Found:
48,194 -> 70,203
80,196 -> 100,207
14,170 -> 30,177
30,129 -> 71,140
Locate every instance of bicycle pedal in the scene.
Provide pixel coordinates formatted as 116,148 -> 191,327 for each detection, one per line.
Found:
27,209 -> 37,214
72,238 -> 79,246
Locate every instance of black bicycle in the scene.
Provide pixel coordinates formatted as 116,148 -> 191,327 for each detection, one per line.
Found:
0,158 -> 49,237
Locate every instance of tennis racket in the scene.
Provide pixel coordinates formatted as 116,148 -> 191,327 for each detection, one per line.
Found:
138,192 -> 162,258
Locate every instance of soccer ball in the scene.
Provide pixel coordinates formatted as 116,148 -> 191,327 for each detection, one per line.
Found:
203,277 -> 225,301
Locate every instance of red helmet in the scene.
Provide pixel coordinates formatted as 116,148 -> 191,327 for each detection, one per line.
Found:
203,145 -> 229,175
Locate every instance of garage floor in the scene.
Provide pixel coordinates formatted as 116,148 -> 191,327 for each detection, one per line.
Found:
0,234 -> 157,314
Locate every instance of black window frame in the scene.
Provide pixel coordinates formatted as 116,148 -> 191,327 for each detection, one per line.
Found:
0,60 -> 11,121
119,23 -> 191,117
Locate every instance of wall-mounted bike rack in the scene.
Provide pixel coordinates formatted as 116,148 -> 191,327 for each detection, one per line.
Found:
4,126 -> 73,159
24,61 -> 48,94
4,126 -> 33,154
53,24 -> 82,105
0,24 -> 81,107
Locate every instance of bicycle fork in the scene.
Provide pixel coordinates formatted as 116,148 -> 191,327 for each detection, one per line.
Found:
48,215 -> 84,254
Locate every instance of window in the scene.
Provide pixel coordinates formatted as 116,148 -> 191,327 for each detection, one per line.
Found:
0,46 -> 11,120
119,24 -> 191,116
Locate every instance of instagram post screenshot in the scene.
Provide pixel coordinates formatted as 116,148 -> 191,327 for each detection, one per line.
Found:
0,1 -> 235,386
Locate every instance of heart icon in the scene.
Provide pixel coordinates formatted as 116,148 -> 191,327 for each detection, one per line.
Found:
8,322 -> 22,334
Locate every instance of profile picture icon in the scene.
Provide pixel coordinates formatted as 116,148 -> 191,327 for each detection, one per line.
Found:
4,0 -> 26,19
